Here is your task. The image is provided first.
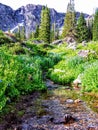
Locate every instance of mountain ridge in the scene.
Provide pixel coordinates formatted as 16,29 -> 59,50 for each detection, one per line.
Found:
0,3 -> 89,38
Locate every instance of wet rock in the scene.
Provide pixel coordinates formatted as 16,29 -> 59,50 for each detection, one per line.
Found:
37,115 -> 54,124
88,126 -> 98,130
73,74 -> 82,88
74,99 -> 82,103
53,114 -> 75,124
64,114 -> 75,124
16,125 -> 23,130
66,99 -> 74,104
46,79 -> 58,89
0,126 -> 6,130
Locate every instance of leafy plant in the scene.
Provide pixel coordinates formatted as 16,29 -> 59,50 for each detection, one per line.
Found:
82,61 -> 98,92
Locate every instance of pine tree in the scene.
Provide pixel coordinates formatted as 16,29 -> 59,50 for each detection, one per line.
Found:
76,13 -> 89,43
50,23 -> 60,42
21,26 -> 26,40
34,25 -> 39,38
62,0 -> 76,38
62,12 -> 76,38
55,27 -> 60,40
50,23 -> 56,42
39,6 -> 51,43
93,10 -> 98,41
87,19 -> 93,40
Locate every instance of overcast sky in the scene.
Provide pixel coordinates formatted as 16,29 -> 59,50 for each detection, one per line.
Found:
0,0 -> 98,14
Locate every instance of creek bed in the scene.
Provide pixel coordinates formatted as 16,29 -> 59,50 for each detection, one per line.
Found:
0,79 -> 98,130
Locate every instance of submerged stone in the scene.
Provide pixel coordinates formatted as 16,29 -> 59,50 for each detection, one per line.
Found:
66,99 -> 74,104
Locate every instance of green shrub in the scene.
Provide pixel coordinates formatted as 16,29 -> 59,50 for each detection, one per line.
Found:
67,56 -> 85,68
0,51 -> 46,111
8,43 -> 26,55
48,56 -> 86,84
0,36 -> 11,45
82,61 -> 98,92
0,30 -> 11,45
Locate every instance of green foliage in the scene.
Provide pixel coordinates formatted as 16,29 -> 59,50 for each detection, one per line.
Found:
50,23 -> 60,42
0,30 -> 11,44
0,50 -> 46,111
67,56 -> 85,68
49,56 -> 85,84
9,42 -> 26,55
82,61 -> 98,92
0,40 -> 62,111
34,25 -> 39,38
62,11 -> 76,38
1,26 -> 98,113
39,6 -> 51,43
15,26 -> 26,41
0,30 -> 4,36
93,10 -> 98,41
48,41 -> 98,92
76,13 -> 89,42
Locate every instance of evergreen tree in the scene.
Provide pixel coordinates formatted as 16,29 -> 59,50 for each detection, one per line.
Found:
34,25 -> 39,38
62,0 -> 76,38
21,26 -> 26,40
15,25 -> 21,40
87,19 -> 93,40
93,10 -> 98,41
39,6 -> 51,43
55,27 -> 60,40
76,13 -> 89,43
62,12 -> 76,38
50,23 -> 56,42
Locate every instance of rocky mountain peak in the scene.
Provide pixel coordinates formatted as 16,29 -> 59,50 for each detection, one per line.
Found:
0,3 -> 90,38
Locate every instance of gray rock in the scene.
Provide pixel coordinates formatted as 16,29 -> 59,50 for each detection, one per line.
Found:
32,40 -> 44,44
64,36 -> 76,44
78,50 -> 90,58
82,40 -> 87,46
52,39 -> 63,45
67,42 -> 77,50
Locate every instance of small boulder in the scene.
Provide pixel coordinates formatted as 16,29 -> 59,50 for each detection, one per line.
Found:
66,99 -> 74,104
64,114 -> 75,124
88,126 -> 98,130
67,42 -> 77,50
74,99 -> 82,103
82,40 -> 87,46
52,39 -> 63,45
78,50 -> 89,58
64,36 -> 76,44
73,74 -> 82,88
53,114 -> 75,124
32,40 -> 44,44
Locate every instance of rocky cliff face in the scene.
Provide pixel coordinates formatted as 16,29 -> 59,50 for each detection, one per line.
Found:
0,3 -> 89,37
0,3 -> 17,31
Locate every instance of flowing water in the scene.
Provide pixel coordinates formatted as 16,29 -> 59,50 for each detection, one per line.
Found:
0,79 -> 98,130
